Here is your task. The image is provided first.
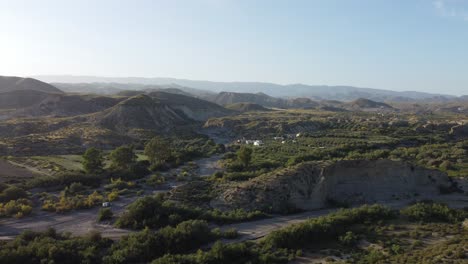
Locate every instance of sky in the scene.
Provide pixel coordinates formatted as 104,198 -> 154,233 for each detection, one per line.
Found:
0,0 -> 467,95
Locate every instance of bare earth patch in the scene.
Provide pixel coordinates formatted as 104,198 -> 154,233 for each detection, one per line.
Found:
0,159 -> 42,183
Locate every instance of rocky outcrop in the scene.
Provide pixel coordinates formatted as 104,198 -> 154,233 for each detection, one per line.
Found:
212,160 -> 452,213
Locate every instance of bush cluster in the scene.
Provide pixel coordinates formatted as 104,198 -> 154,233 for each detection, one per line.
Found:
0,198 -> 32,218
262,204 -> 394,249
116,195 -> 266,229
42,191 -> 103,213
401,202 -> 468,223
0,183 -> 28,202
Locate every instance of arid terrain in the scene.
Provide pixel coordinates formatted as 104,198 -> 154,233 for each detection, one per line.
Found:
0,76 -> 467,264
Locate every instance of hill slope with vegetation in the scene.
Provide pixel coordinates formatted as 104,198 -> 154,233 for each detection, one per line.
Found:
0,76 -> 62,93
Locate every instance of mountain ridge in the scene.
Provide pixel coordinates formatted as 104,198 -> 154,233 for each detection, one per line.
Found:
32,75 -> 460,102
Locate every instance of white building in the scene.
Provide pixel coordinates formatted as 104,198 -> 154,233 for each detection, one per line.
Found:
253,140 -> 263,146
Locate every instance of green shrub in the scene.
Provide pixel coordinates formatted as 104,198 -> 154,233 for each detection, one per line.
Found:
82,147 -> 104,174
116,195 -> 266,229
66,182 -> 86,194
97,208 -> 113,222
263,205 -> 394,249
146,174 -> 166,187
42,191 -> 104,213
105,220 -> 217,264
0,229 -> 110,264
401,202 -> 468,223
339,231 -> 359,246
26,172 -> 101,189
0,198 -> 32,218
105,178 -> 136,190
0,185 -> 28,202
151,241 -> 289,264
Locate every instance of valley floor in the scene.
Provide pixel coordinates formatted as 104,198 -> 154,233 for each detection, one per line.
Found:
1,186 -> 466,243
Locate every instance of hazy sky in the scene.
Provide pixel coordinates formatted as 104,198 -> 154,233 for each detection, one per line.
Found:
1,0 -> 467,95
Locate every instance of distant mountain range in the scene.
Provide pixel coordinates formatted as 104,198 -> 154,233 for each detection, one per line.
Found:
49,81 -> 213,97
33,75 -> 466,102
1,74 -> 466,156
205,91 -> 319,109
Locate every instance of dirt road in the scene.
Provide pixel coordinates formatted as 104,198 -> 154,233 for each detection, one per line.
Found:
0,159 -> 42,183
0,196 -> 133,240
2,193 -> 466,242
220,193 -> 468,243
220,208 -> 335,243
196,154 -> 224,176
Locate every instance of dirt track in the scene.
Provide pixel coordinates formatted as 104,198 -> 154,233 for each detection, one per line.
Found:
196,154 -> 224,176
0,159 -> 42,183
2,193 -> 467,242
1,150 -> 467,243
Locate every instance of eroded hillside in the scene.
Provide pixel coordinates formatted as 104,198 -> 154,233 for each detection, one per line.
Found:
212,160 -> 453,213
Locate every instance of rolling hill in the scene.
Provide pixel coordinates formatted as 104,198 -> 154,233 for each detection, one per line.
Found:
14,94 -> 123,117
94,94 -> 192,134
205,92 -> 287,108
0,76 -> 62,94
0,76 -> 65,111
205,91 -> 323,109
147,91 -> 233,121
93,92 -> 233,135
345,98 -> 393,110
0,90 -> 52,109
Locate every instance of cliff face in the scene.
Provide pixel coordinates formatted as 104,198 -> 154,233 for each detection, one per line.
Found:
212,160 -> 451,213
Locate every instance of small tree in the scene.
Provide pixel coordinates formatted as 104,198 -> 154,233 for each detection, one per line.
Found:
0,186 -> 28,203
144,136 -> 171,166
109,145 -> 137,171
82,148 -> 104,174
97,208 -> 113,221
439,160 -> 454,170
339,231 -> 359,246
146,173 -> 166,187
237,146 -> 253,168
